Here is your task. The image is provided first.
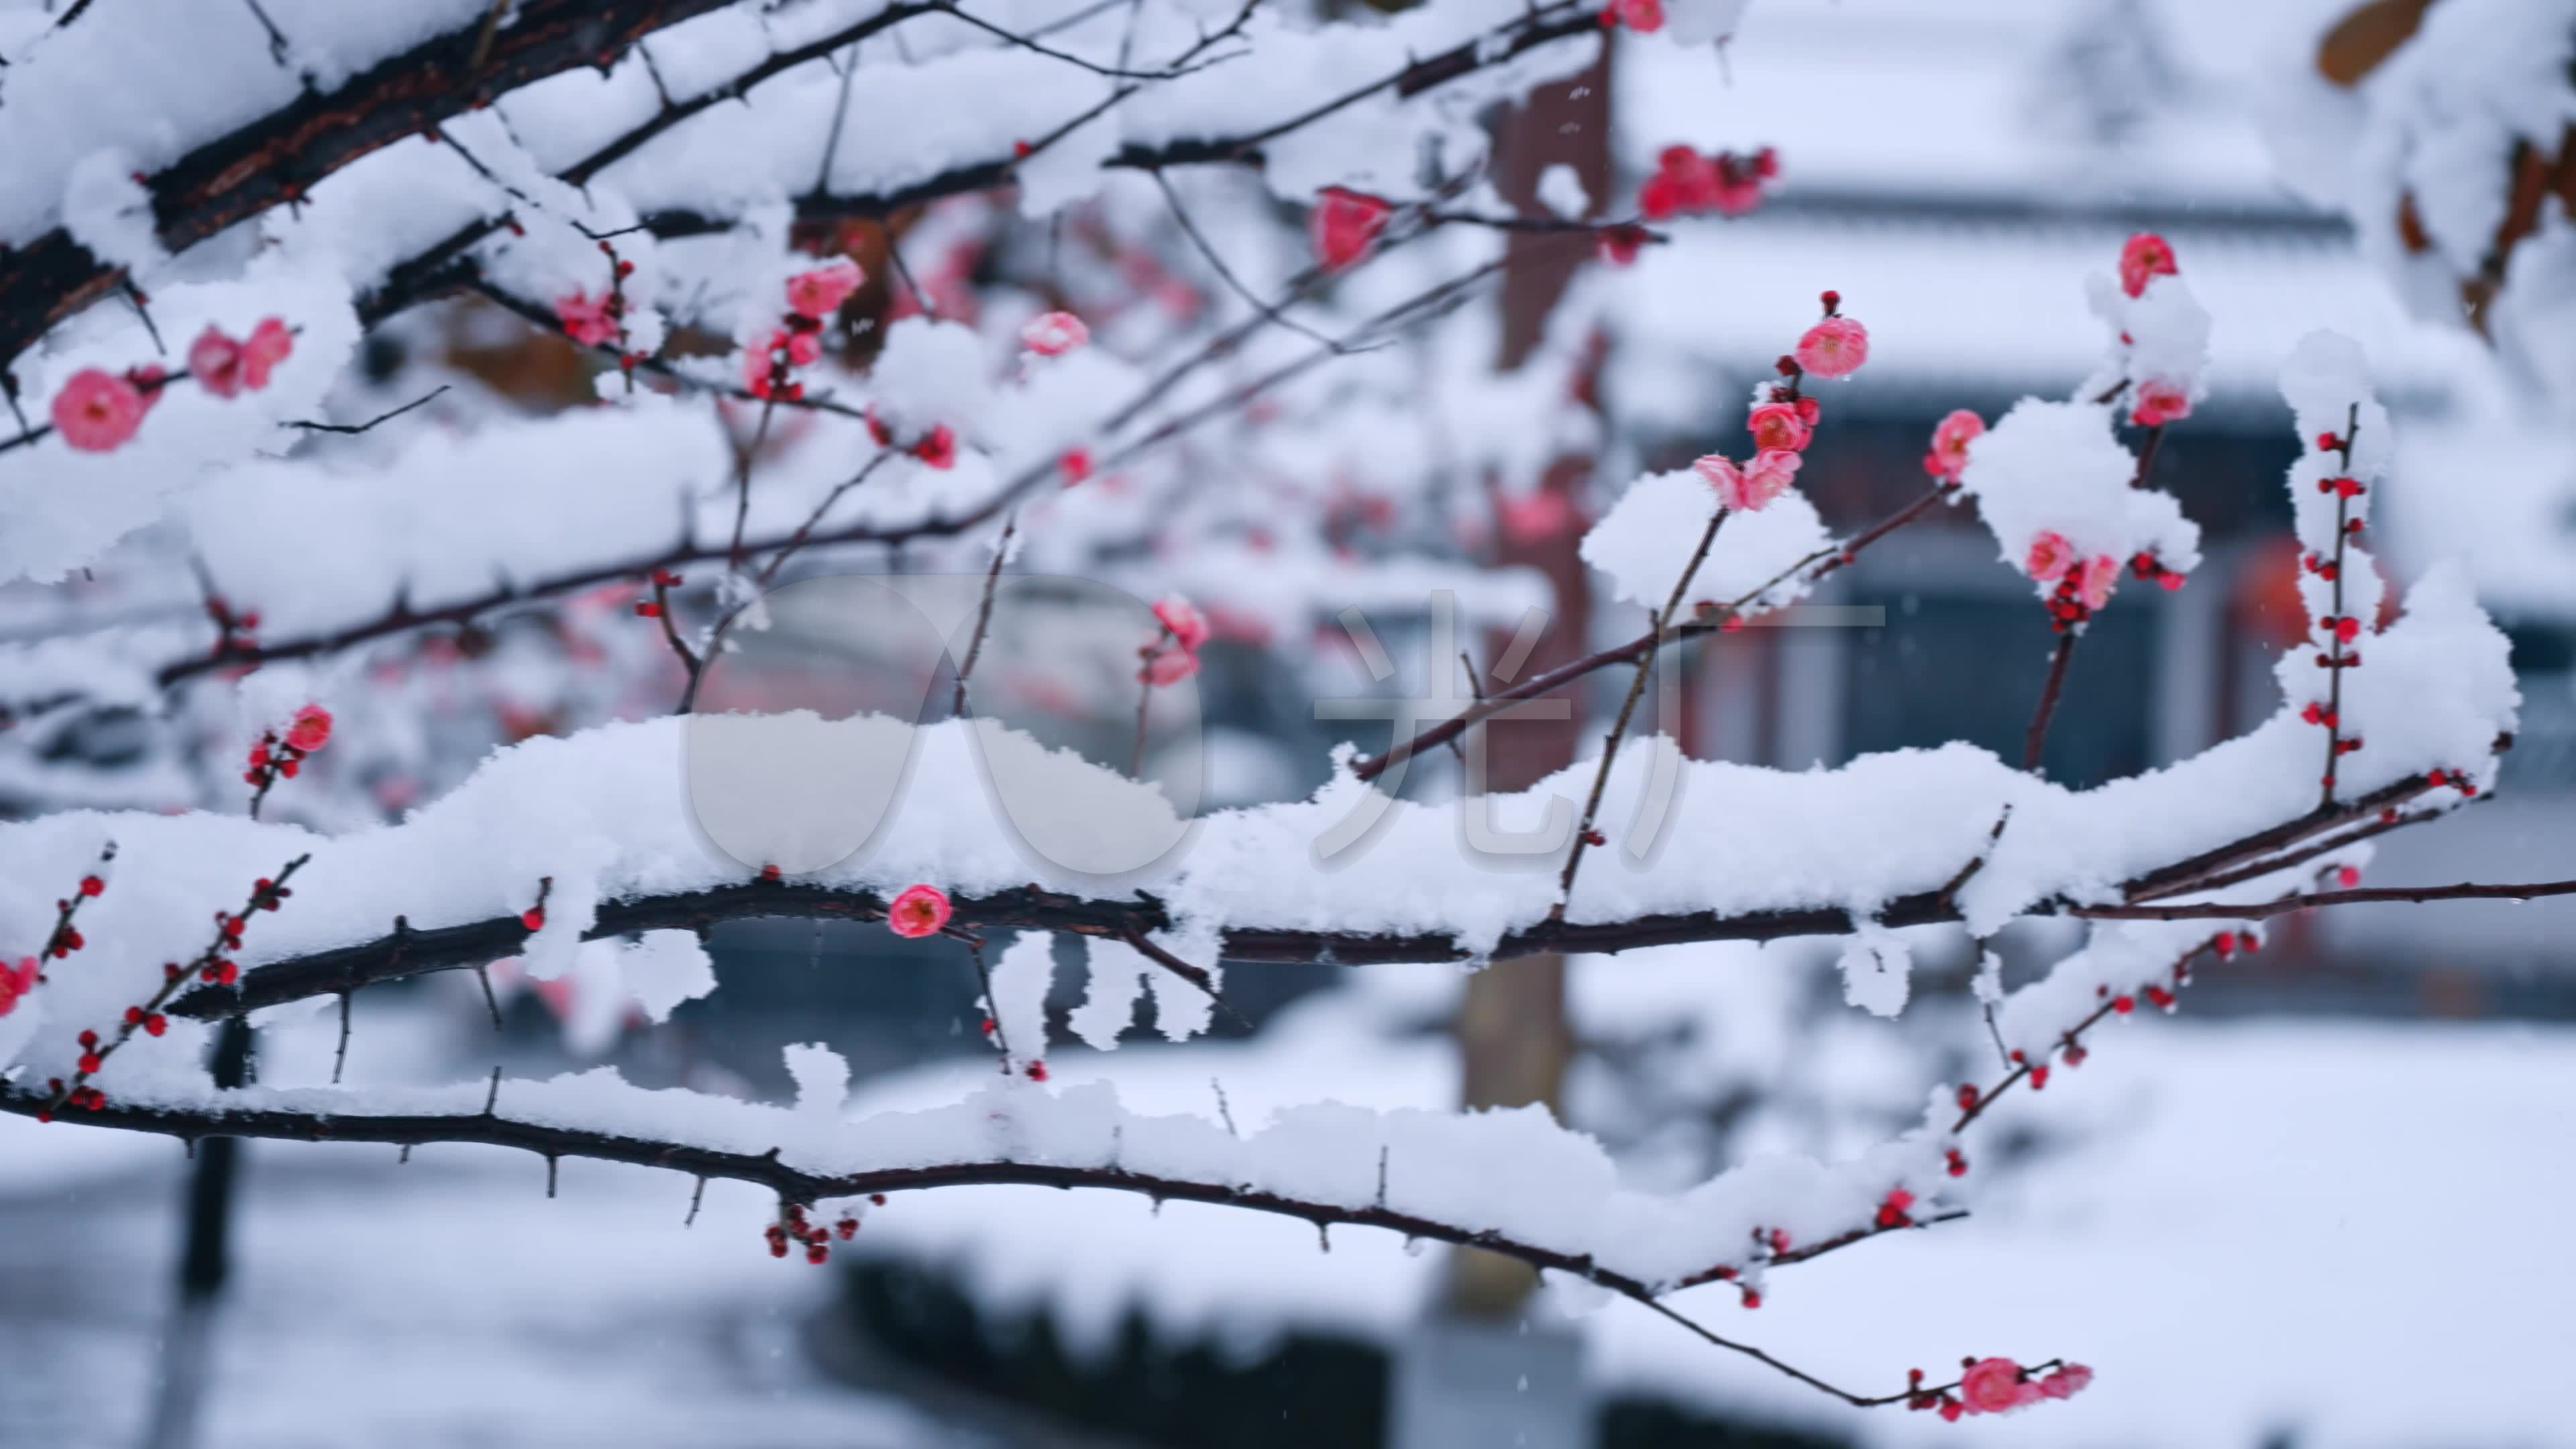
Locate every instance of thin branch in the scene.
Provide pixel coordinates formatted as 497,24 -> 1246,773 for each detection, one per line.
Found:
0,1078 -> 1991,1411
283,384 -> 449,435
929,1 -> 1236,81
1119,927 -> 1251,1032
1553,506 -> 1728,918
42,857 -> 310,1117
354,0 -> 1595,336
950,513 -> 1017,718
1152,170 -> 1342,351
2021,630 -> 2078,775
966,938 -> 1011,1067
1354,482 -> 1957,784
726,396 -> 782,570
2071,877 -> 2576,922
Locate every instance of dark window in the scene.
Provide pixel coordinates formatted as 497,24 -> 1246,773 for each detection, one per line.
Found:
1841,590 -> 2157,789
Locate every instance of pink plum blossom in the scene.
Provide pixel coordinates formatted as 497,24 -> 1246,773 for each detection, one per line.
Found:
1153,595 -> 1211,651
786,258 -> 865,320
0,956 -> 37,1016
2025,531 -> 2078,582
556,292 -> 616,347
1923,408 -> 1983,481
1794,315 -> 1868,379
50,368 -> 146,452
284,704 -> 333,753
1695,449 -> 1801,513
1021,311 -> 1090,356
1957,1358 -> 2044,1415
2078,553 -> 2122,610
2131,378 -> 2192,428
1746,401 -> 1811,453
1309,188 -> 1393,270
886,883 -> 952,938
241,317 -> 294,388
2119,231 -> 2178,299
1607,0 -> 1663,31
2037,1364 -> 2094,1400
189,326 -> 246,398
1144,647 -> 1199,687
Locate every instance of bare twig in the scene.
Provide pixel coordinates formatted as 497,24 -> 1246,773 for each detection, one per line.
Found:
1354,482 -> 1955,783
1553,507 -> 1729,918
951,513 -> 1017,718
284,385 -> 450,435
2022,631 -> 2078,775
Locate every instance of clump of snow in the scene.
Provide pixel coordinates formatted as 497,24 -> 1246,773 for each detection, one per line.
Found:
2084,270 -> 2212,417
62,150 -> 166,270
1579,468 -> 1834,618
1836,930 -> 1911,1018
1536,164 -> 1590,220
1070,936 -> 1151,1051
783,1042 -> 851,1119
985,931 -> 1055,1073
1957,398 -> 2200,590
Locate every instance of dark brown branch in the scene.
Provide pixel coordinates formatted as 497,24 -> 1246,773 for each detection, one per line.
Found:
1553,506 -> 1727,918
168,765 -> 2500,1021
950,512 -> 1016,718
0,0 -> 767,369
2071,877 -> 2576,922
1118,926 -> 1252,1032
0,1076 -> 1970,1411
360,1 -> 1595,331
2114,752 -> 2496,902
2021,630 -> 2078,774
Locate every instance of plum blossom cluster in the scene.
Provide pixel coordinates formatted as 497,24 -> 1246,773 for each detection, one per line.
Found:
1690,292 -> 1866,514
2025,531 -> 2124,631
48,317 -> 293,453
2275,331 -> 2398,799
743,257 -> 865,405
1637,144 -> 1776,221
1020,310 -> 1097,483
38,858 -> 307,1120
2092,231 -> 2210,432
1909,1358 -> 2093,1421
243,704 -> 333,816
553,239 -> 643,370
1140,594 -> 1211,688
1957,236 -> 2205,619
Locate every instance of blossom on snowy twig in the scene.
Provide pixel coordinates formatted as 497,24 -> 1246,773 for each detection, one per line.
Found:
38,856 -> 309,1120
243,704 -> 332,819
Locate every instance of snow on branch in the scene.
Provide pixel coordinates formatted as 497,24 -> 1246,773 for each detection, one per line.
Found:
15,557 -> 2501,1028
0,0 -> 764,368
0,1053 -> 2047,1409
